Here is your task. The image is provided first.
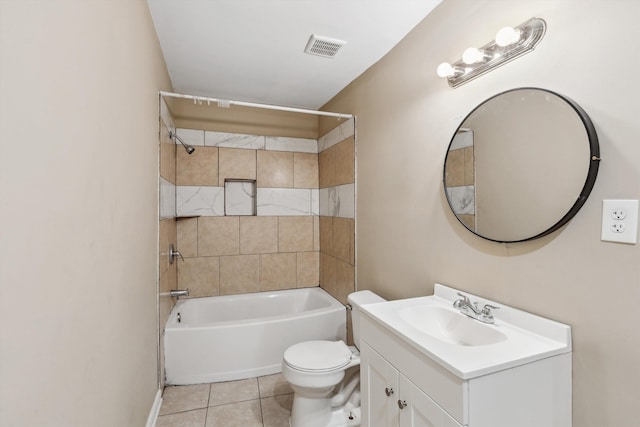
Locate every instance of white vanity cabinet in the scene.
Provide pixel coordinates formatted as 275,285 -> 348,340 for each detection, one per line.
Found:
361,341 -> 462,427
360,308 -> 572,427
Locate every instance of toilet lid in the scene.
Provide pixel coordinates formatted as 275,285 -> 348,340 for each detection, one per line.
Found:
284,340 -> 353,372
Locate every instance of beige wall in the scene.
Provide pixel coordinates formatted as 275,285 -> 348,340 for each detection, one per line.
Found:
322,1 -> 640,426
174,98 -> 318,139
0,1 -> 171,426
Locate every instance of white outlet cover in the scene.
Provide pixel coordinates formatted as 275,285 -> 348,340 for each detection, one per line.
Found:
601,199 -> 639,244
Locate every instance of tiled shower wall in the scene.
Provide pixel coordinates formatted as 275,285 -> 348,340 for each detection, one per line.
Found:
158,98 -> 177,389
174,129 -> 321,297
318,120 -> 356,305
172,118 -> 356,307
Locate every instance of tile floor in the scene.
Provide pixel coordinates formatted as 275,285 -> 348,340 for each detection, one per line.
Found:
156,373 -> 294,427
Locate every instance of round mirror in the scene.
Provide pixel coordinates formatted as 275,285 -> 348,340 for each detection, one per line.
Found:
443,88 -> 600,243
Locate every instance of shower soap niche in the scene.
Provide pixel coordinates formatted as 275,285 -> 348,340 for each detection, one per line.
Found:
225,179 -> 256,216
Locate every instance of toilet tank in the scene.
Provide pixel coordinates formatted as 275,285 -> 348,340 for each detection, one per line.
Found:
347,290 -> 385,349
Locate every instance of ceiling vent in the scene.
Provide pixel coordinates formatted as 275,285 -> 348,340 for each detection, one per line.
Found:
304,35 -> 346,58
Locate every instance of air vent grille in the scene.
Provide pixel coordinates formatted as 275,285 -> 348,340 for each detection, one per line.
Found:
304,35 -> 346,58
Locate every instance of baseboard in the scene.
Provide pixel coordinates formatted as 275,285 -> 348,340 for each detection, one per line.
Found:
145,389 -> 163,427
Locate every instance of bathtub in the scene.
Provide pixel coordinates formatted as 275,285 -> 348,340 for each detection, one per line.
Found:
164,287 -> 346,385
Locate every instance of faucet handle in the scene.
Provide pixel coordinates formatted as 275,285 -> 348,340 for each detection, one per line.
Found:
482,304 -> 500,314
480,304 -> 500,323
456,292 -> 470,303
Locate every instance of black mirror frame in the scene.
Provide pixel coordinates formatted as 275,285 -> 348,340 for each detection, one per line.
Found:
443,87 -> 601,244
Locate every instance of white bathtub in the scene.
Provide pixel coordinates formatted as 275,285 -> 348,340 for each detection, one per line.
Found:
164,287 -> 346,385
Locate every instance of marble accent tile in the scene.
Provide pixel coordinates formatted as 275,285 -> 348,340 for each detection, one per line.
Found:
240,216 -> 278,254
177,146 -> 219,187
297,252 -> 319,287
258,373 -> 293,398
257,151 -> 294,188
449,129 -> 473,150
177,128 -> 205,146
257,188 -> 312,216
160,97 -> 175,131
177,257 -> 219,298
176,186 -> 224,217
446,185 -> 475,215
334,136 -> 355,185
177,217 -> 198,258
278,216 -> 313,252
219,148 -> 257,181
225,180 -> 256,216
205,399 -> 263,427
311,189 -> 320,216
156,408 -> 207,427
261,393 -> 294,427
266,136 -> 318,153
160,384 -> 210,415
260,253 -> 296,291
209,378 -> 259,407
160,177 -> 176,220
319,184 -> 355,218
293,152 -> 319,188
318,145 -> 335,188
198,217 -> 240,257
219,255 -> 260,295
206,131 -> 265,150
318,117 -> 355,152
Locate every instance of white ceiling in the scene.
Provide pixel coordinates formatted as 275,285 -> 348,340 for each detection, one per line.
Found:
147,0 -> 442,110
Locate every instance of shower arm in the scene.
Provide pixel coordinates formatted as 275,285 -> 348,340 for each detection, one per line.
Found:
169,131 -> 195,155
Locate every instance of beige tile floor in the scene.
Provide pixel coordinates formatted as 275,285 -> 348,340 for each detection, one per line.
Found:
156,373 -> 294,427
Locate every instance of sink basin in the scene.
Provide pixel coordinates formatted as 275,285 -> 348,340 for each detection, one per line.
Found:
399,306 -> 507,346
360,283 -> 572,379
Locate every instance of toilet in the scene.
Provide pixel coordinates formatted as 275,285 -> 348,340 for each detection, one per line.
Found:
282,290 -> 385,427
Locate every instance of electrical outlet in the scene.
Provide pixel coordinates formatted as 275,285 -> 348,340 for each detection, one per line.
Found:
601,199 -> 639,244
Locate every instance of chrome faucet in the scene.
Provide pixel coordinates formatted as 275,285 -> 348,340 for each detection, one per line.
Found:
170,289 -> 189,298
453,292 -> 499,324
168,244 -> 184,264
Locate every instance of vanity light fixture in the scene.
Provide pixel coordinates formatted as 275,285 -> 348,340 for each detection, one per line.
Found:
437,17 -> 546,88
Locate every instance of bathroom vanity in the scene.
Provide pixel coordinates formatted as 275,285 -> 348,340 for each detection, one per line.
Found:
359,284 -> 572,427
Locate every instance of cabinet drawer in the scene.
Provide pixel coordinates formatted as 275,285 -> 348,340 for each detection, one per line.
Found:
361,313 -> 468,425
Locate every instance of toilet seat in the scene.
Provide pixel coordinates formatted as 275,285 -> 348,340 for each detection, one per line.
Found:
284,340 -> 353,372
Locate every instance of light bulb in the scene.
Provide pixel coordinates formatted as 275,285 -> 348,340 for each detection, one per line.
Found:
436,62 -> 455,78
462,47 -> 486,64
495,26 -> 522,47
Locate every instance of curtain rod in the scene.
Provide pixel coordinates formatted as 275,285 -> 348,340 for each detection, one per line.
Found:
160,91 -> 353,120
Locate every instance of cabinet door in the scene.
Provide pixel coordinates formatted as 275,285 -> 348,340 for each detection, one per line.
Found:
398,374 -> 463,427
361,341 -> 400,427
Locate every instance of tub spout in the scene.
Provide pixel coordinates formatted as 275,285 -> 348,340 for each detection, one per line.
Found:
170,289 -> 189,298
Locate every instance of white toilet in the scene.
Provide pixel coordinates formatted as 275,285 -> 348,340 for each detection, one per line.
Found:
282,290 -> 385,427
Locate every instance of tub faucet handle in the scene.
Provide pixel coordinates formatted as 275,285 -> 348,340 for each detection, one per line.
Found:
170,289 -> 189,298
169,244 -> 184,264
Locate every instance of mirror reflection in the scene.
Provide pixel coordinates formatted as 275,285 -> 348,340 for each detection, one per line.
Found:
444,88 -> 599,243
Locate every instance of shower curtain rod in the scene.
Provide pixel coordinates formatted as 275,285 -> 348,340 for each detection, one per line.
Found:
159,91 -> 353,120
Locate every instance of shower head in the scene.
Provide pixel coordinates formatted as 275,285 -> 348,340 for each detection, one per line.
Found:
169,131 -> 196,155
